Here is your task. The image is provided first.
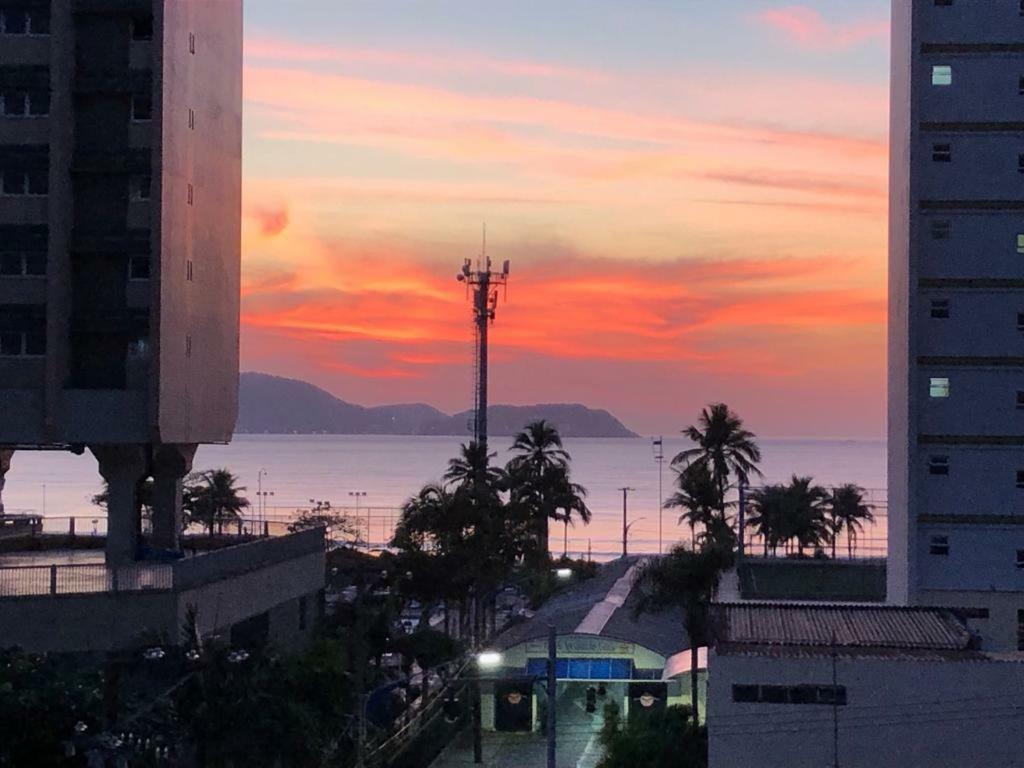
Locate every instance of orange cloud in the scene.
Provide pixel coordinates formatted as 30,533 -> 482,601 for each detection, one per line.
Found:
248,204 -> 290,237
754,6 -> 889,51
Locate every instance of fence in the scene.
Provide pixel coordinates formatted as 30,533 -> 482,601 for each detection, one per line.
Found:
739,487 -> 888,561
0,528 -> 323,598
0,562 -> 174,597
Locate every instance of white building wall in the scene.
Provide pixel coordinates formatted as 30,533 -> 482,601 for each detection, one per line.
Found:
708,650 -> 1024,768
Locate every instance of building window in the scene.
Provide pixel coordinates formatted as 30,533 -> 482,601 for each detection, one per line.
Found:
931,299 -> 950,319
128,256 -> 150,281
131,15 -> 154,41
1019,76 -> 1024,96
930,377 -> 950,398
931,220 -> 951,240
188,107 -> 195,130
1018,234 -> 1024,255
187,183 -> 194,206
0,8 -> 49,36
1,90 -> 49,118
0,253 -> 45,277
0,307 -> 46,357
130,175 -> 151,201
1019,155 -> 1024,175
932,66 -> 953,86
929,455 -> 950,475
131,94 -> 153,122
1018,313 -> 1024,331
2,170 -> 47,196
929,535 -> 950,556
1016,470 -> 1024,489
935,0 -> 953,6
1018,610 -> 1024,651
731,684 -> 847,706
189,32 -> 196,55
932,143 -> 952,162
1017,391 -> 1024,410
1016,551 -> 1024,570
186,259 -> 193,281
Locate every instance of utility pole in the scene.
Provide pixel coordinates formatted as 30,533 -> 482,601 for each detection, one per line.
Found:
831,631 -> 840,768
652,438 -> 665,554
737,480 -> 746,562
457,228 -> 510,453
547,623 -> 557,768
348,491 -> 367,547
619,487 -> 635,558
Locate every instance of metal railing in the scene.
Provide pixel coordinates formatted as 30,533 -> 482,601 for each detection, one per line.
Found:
0,528 -> 323,598
0,562 -> 174,597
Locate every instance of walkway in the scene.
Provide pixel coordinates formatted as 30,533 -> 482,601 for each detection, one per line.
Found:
430,684 -> 608,768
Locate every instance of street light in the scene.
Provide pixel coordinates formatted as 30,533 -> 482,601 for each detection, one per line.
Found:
477,651 -> 503,668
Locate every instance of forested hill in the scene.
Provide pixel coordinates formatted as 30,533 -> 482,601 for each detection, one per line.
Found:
237,372 -> 638,438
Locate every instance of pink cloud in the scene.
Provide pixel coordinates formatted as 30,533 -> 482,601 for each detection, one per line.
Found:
754,6 -> 889,50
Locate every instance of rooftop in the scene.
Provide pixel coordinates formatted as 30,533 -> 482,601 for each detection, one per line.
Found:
496,556 -> 688,659
711,603 -> 974,653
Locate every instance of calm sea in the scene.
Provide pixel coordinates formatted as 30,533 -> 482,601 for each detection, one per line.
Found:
1,435 -> 885,558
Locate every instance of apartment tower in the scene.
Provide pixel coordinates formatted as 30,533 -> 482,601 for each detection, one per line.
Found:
889,0 -> 1024,649
0,1 -> 242,564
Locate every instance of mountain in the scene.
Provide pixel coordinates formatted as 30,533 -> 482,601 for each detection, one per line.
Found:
236,372 -> 638,438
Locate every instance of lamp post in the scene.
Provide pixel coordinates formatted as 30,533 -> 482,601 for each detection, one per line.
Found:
618,487 -> 635,557
652,437 -> 665,554
348,491 -> 367,547
256,469 -> 267,533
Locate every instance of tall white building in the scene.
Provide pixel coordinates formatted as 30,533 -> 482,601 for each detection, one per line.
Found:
889,0 -> 1024,649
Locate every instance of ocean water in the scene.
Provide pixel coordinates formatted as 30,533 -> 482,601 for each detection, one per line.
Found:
1,435 -> 886,558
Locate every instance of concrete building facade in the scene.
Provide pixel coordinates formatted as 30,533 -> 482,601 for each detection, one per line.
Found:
708,604 -> 1024,768
0,0 -> 242,563
888,0 -> 1024,648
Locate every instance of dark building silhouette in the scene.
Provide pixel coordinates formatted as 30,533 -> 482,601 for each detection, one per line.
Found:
889,0 -> 1024,649
0,0 -> 242,564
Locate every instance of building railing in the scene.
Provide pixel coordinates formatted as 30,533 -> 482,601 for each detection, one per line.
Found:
0,528 -> 324,598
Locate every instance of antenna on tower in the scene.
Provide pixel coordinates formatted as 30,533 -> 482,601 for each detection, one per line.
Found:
457,229 -> 510,453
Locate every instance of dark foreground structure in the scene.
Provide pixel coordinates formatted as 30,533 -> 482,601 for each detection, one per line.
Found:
0,0 -> 241,563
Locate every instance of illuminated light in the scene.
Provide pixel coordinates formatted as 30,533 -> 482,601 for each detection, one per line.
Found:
477,651 -> 503,669
555,568 -> 573,579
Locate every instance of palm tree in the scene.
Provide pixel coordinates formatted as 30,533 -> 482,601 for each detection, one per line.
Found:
782,476 -> 830,557
827,484 -> 875,558
672,404 -> 762,520
632,543 -> 732,726
551,477 -> 591,557
444,441 -> 504,495
665,462 -> 720,547
184,469 -> 249,536
507,420 -> 573,552
747,484 -> 788,556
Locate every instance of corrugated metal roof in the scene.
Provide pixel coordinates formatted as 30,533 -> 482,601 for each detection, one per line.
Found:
712,603 -> 973,651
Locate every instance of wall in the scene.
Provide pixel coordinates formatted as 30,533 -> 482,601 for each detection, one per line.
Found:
153,0 -> 241,444
708,649 -> 1024,768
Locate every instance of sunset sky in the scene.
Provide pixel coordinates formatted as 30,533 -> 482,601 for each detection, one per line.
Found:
239,1 -> 891,438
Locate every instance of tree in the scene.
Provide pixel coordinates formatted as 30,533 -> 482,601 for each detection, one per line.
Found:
631,543 -> 732,725
184,469 -> 250,536
665,463 -> 720,547
506,420 -> 572,551
782,476 -> 830,557
672,404 -> 762,519
288,500 -> 357,544
598,703 -> 707,768
92,477 -> 155,525
747,484 -> 789,556
827,484 -> 875,558
551,477 -> 591,558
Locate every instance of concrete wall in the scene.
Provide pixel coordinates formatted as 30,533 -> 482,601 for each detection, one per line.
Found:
153,0 -> 241,444
708,648 -> 1024,768
887,0 -> 913,606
